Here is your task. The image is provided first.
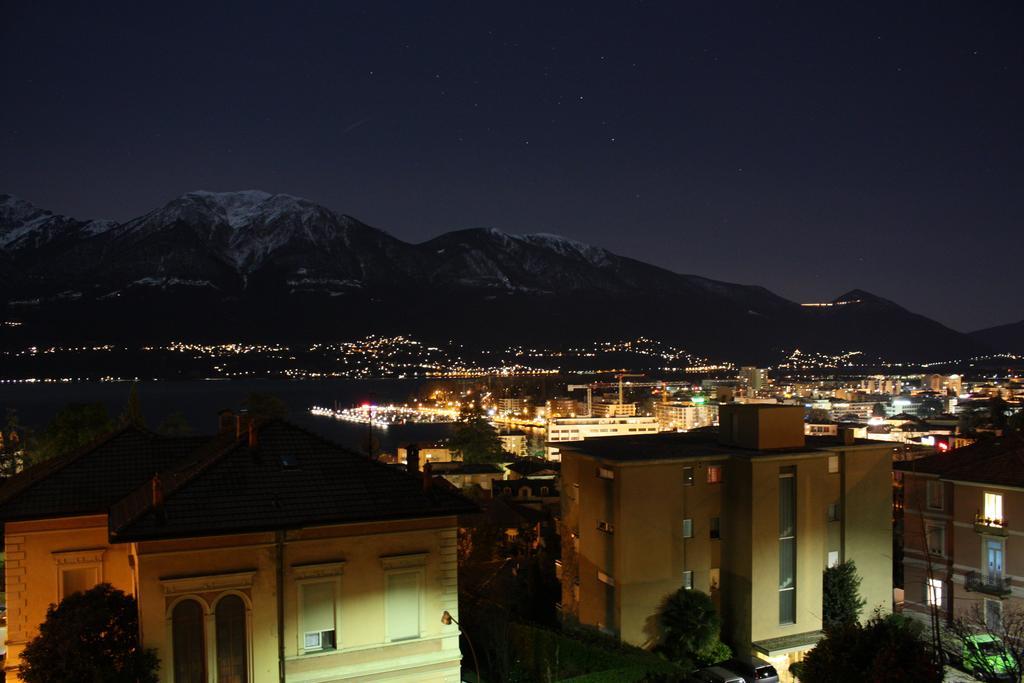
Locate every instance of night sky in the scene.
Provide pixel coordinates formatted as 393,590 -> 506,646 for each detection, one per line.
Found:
1,2 -> 1021,331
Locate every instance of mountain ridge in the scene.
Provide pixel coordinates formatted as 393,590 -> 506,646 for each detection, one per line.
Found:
0,190 -> 995,363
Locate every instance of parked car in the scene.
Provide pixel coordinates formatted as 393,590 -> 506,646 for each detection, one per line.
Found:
718,655 -> 780,683
962,634 -> 1016,681
688,666 -> 746,683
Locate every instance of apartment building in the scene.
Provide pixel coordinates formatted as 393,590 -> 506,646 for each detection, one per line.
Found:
559,405 -> 893,681
0,416 -> 476,682
654,401 -> 718,432
546,416 -> 659,460
897,432 -> 1024,632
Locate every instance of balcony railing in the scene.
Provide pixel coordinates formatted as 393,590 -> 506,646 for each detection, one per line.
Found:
965,571 -> 1012,596
974,514 -> 1009,536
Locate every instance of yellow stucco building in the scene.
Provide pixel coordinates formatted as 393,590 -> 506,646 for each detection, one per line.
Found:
0,416 -> 476,682
559,404 -> 894,681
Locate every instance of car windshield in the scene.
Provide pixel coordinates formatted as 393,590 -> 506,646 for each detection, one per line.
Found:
977,640 -> 1002,656
755,666 -> 778,679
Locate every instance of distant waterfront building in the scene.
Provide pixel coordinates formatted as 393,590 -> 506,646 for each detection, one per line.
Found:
559,405 -> 893,681
654,401 -> 718,432
545,416 -> 658,460
546,397 -> 582,418
926,373 -> 963,396
498,430 -> 529,458
496,397 -> 531,416
591,400 -> 637,417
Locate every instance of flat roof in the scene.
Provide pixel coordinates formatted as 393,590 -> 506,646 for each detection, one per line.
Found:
556,429 -> 884,462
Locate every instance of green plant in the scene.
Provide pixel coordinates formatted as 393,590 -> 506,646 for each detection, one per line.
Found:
822,560 -> 866,630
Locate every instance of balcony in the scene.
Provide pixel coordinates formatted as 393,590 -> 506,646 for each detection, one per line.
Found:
974,514 -> 1009,536
965,571 -> 1012,596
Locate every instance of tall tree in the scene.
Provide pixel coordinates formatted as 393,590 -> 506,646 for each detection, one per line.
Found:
119,382 -> 146,428
654,588 -> 731,669
449,401 -> 507,464
823,560 -> 866,630
242,392 -> 288,420
157,411 -> 192,436
19,583 -> 159,683
34,402 -> 114,462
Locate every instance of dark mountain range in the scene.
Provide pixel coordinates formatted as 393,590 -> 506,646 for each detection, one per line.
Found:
971,320 -> 1024,355
0,191 -> 992,364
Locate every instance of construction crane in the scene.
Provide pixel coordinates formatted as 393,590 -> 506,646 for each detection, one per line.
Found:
613,373 -> 644,405
567,384 -> 594,416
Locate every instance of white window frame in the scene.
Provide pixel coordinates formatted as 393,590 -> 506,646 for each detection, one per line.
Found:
597,466 -> 615,480
926,480 -> 944,510
381,553 -> 428,644
683,518 -> 693,539
926,523 -> 946,557
827,455 -> 839,473
683,570 -> 693,590
984,492 -> 1004,523
52,548 -> 105,603
293,561 -> 345,656
707,465 -> 722,484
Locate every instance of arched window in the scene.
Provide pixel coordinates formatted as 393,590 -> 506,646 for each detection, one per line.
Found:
172,599 -> 206,683
216,595 -> 248,683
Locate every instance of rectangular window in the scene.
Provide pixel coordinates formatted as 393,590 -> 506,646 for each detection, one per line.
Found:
926,524 -> 945,557
707,465 -> 722,484
597,467 -> 615,480
683,466 -> 694,486
827,551 -> 840,568
827,455 -> 839,473
386,571 -> 422,642
597,570 -> 615,587
926,481 -> 943,510
709,568 -> 720,591
927,578 -> 943,608
301,581 -> 337,652
827,502 -> 841,522
683,518 -> 693,539
984,493 -> 1004,523
710,517 -> 721,540
779,466 -> 796,625
597,520 -> 614,534
60,567 -> 99,601
683,570 -> 693,590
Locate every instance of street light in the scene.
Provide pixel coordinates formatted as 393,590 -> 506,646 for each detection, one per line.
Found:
441,610 -> 480,682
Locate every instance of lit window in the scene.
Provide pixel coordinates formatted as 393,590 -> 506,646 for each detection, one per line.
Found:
300,581 -> 337,652
683,518 -> 693,538
683,466 -> 694,486
926,481 -> 943,510
827,455 -> 839,473
827,551 -> 839,568
386,571 -> 422,642
984,493 -> 1004,523
927,578 -> 943,608
597,570 -> 615,586
707,465 -> 722,484
597,520 -> 614,533
683,570 -> 693,590
597,467 -> 614,480
926,524 -> 945,557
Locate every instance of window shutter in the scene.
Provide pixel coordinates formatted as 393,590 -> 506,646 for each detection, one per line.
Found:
387,572 -> 421,641
302,582 -> 335,635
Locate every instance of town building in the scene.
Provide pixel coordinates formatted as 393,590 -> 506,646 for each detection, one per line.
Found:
0,415 -> 476,682
654,401 -> 718,432
498,430 -> 529,458
546,397 -> 582,418
496,397 -> 531,417
590,400 -> 637,417
558,405 -> 893,681
738,367 -> 769,394
896,432 -> 1024,633
545,416 -> 659,460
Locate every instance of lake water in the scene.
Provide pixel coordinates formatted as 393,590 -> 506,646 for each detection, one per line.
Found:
0,379 -> 462,454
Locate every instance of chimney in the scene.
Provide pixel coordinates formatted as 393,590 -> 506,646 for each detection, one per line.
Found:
236,412 -> 252,441
406,444 -> 420,473
422,461 -> 433,492
218,409 -> 235,435
151,474 -> 166,524
840,427 -> 855,446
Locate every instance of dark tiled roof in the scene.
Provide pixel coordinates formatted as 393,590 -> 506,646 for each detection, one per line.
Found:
506,457 -> 560,476
109,420 -> 477,541
0,427 -> 206,522
894,432 -> 1024,487
431,461 -> 504,475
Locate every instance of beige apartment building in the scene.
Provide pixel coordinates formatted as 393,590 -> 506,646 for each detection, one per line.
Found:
559,405 -> 893,681
897,432 -> 1024,632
